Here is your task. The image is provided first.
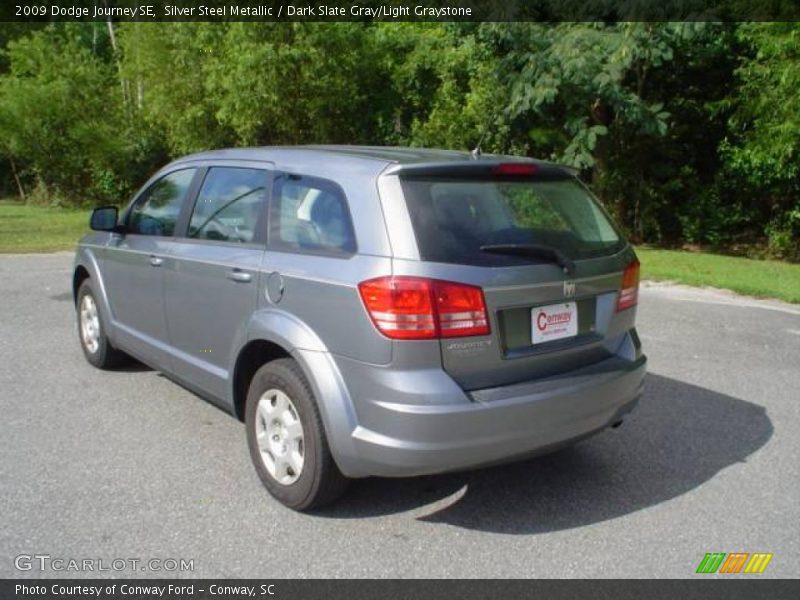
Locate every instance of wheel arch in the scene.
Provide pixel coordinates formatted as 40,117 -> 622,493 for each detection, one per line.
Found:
232,339 -> 291,421
72,265 -> 91,305
72,248 -> 114,334
233,309 -> 363,477
231,309 -> 325,420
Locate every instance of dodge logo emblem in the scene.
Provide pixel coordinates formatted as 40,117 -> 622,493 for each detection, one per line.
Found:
563,280 -> 576,298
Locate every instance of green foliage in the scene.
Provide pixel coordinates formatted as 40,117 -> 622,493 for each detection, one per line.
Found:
726,23 -> 800,183
118,22 -> 393,152
119,23 -> 232,154
503,23 -> 674,165
0,26 -> 126,203
720,22 -> 800,259
0,22 -> 797,261
679,187 -> 756,247
383,24 -> 509,150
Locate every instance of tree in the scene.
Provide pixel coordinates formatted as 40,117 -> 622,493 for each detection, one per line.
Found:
723,22 -> 800,258
0,25 -> 128,203
0,21 -> 796,260
118,23 -> 232,155
205,22 -> 391,145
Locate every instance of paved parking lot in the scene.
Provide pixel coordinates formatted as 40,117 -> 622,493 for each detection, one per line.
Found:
1,253 -> 798,578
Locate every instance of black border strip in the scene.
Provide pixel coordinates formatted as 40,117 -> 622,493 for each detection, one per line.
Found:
4,0 -> 800,22
3,579 -> 800,600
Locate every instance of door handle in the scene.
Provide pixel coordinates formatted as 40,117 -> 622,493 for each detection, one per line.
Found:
149,256 -> 163,267
226,270 -> 252,283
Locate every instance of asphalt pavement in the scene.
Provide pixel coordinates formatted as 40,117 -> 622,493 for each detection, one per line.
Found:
1,252 -> 798,578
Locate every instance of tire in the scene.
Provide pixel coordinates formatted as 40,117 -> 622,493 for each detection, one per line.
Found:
76,280 -> 128,369
245,358 -> 349,510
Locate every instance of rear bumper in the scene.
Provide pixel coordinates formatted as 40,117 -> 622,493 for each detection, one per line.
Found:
338,354 -> 646,478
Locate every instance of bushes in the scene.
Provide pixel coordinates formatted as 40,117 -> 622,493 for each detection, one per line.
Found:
766,206 -> 800,260
0,22 -> 797,260
0,27 -> 129,204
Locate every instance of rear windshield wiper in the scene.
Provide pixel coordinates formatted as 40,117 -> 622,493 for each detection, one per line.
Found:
479,243 -> 576,275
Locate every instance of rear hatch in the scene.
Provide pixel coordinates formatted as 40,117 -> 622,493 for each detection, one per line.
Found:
396,162 -> 638,391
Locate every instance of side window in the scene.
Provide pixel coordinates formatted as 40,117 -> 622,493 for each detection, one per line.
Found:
128,169 -> 196,237
188,167 -> 269,243
269,174 -> 356,255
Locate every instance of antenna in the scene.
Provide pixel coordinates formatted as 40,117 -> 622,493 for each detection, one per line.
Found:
470,82 -> 507,159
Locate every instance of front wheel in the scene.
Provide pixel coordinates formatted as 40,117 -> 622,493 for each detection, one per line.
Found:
76,280 -> 127,369
245,358 -> 349,510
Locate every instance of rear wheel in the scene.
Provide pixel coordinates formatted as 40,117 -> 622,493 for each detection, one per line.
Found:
245,358 -> 349,510
77,280 -> 127,369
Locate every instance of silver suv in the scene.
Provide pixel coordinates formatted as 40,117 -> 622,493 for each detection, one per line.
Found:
74,146 -> 646,510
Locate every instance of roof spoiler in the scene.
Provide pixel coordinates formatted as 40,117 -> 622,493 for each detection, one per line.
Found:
557,164 -> 580,177
383,160 -> 575,179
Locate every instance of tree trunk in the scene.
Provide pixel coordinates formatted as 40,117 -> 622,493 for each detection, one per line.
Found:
104,5 -> 129,107
10,157 -> 25,200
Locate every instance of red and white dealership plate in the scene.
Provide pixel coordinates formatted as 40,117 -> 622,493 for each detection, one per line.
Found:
531,302 -> 578,344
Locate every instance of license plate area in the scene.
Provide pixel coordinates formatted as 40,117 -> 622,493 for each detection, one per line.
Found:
531,301 -> 578,344
497,298 -> 597,356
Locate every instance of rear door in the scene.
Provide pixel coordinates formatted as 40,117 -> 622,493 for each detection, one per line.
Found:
104,167 -> 199,366
393,166 -> 636,390
163,164 -> 271,401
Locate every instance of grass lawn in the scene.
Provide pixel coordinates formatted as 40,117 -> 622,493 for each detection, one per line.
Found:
0,199 -> 89,253
636,247 -> 800,304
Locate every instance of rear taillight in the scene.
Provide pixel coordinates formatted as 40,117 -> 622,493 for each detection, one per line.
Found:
358,277 -> 436,339
616,260 -> 640,312
435,280 -> 491,338
358,276 -> 490,340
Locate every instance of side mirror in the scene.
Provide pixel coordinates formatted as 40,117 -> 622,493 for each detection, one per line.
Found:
90,206 -> 120,232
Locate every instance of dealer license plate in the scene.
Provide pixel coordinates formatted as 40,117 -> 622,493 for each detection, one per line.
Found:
531,302 -> 578,344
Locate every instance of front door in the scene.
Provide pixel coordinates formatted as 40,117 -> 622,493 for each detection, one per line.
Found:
104,167 -> 198,366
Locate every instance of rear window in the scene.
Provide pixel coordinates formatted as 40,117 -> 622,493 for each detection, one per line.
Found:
400,176 -> 624,266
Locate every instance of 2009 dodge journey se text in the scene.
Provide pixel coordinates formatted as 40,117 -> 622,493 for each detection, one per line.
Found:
73,146 -> 646,510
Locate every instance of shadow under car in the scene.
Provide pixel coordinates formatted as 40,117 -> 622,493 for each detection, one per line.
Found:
313,373 -> 773,533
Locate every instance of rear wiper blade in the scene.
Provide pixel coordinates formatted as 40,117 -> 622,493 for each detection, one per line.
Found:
479,243 -> 576,275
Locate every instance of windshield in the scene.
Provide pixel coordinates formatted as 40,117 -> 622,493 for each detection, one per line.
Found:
400,175 -> 624,266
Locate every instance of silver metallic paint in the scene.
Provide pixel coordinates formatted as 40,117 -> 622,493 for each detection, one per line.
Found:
74,146 -> 647,479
